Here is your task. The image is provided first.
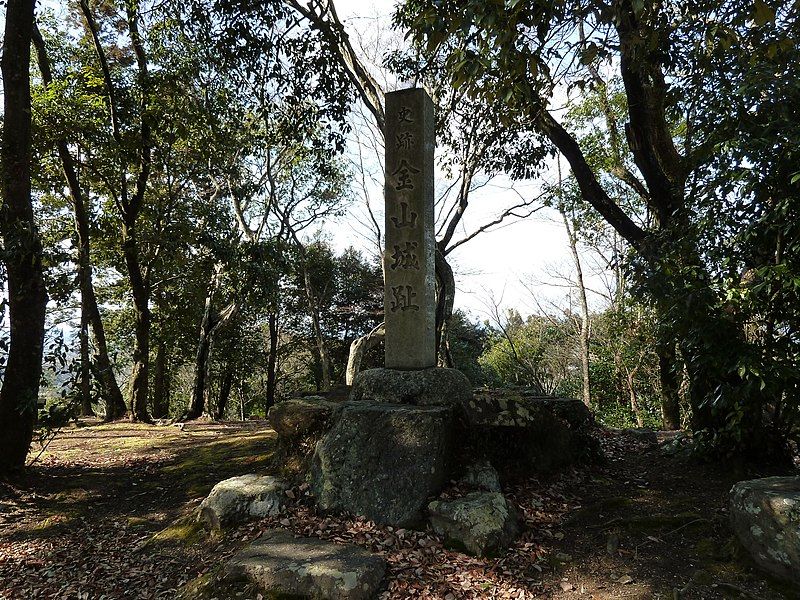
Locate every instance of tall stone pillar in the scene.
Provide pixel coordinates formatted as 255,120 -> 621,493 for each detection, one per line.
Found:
384,88 -> 436,370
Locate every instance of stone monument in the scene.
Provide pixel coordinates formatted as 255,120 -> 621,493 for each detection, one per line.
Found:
383,88 -> 436,369
289,89 -> 591,533
309,88 -> 471,526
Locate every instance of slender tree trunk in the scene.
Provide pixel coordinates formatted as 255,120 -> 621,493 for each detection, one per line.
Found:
657,337 -> 681,430
151,342 -> 170,419
303,269 -> 331,391
81,0 -> 152,423
89,286 -> 126,419
345,322 -> 385,385
265,312 -> 279,410
627,371 -> 644,428
79,301 -> 94,416
188,277 -> 217,420
434,247 -> 455,368
31,25 -> 125,420
216,367 -> 234,420
187,266 -> 238,419
0,0 -> 48,473
122,224 -> 151,423
563,213 -> 591,407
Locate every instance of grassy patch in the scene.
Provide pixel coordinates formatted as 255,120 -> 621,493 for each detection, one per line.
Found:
140,517 -> 208,550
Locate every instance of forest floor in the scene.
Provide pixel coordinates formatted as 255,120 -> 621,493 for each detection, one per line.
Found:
0,419 -> 797,600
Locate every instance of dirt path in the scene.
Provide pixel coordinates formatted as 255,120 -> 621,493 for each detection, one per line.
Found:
0,421 -> 795,599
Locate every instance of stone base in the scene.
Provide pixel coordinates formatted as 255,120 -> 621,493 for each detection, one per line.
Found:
428,491 -> 519,557
465,390 -> 599,476
730,476 -> 800,585
310,401 -> 456,526
225,528 -> 386,600
198,474 -> 286,530
350,367 -> 472,407
268,397 -> 338,439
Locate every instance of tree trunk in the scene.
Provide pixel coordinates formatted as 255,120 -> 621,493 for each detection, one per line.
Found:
151,342 -> 170,419
626,368 -> 644,427
31,25 -> 125,420
81,0 -> 152,423
303,268 -> 331,391
657,337 -> 681,430
345,322 -> 385,385
79,300 -> 94,416
187,265 -> 238,420
265,312 -> 279,410
563,213 -> 591,407
90,291 -> 127,420
0,0 -> 48,473
122,224 -> 151,423
216,367 -> 234,420
434,247 -> 455,368
187,277 -> 217,420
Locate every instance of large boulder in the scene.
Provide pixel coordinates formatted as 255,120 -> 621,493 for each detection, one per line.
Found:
428,491 -> 519,557
225,528 -> 386,600
730,476 -> 800,585
311,402 -> 456,526
465,390 -> 599,476
268,397 -> 338,439
198,474 -> 287,530
464,389 -> 592,429
350,367 -> 472,408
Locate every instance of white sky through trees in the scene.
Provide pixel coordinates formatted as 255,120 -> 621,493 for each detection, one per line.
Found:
9,0 -> 616,324
330,0 -> 612,323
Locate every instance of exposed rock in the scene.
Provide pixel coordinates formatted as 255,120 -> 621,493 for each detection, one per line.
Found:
225,528 -> 386,600
465,390 -> 599,476
311,402 -> 456,526
198,474 -> 286,530
268,397 -> 337,440
350,367 -> 472,408
428,491 -> 519,557
730,476 -> 800,585
459,459 -> 501,492
465,390 -> 591,429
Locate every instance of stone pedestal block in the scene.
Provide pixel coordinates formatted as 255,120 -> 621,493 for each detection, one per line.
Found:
310,402 -> 456,526
268,396 -> 338,439
465,390 -> 599,476
428,492 -> 519,557
198,474 -> 287,530
350,367 -> 472,408
730,476 -> 800,585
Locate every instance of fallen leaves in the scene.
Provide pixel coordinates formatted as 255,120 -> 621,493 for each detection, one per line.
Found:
1,422 -> 778,600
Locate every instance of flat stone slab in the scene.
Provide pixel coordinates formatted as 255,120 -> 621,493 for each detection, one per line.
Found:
350,367 -> 471,407
198,474 -> 286,530
730,476 -> 800,585
428,491 -> 519,557
311,402 -> 455,526
269,397 -> 338,439
225,528 -> 386,600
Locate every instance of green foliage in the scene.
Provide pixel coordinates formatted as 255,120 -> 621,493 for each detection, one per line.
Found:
447,311 -> 491,386
479,311 -> 574,395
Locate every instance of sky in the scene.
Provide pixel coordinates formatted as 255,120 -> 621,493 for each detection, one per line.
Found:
325,0 -> 612,323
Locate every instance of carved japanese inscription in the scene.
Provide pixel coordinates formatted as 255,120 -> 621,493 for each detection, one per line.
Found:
384,88 -> 436,369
